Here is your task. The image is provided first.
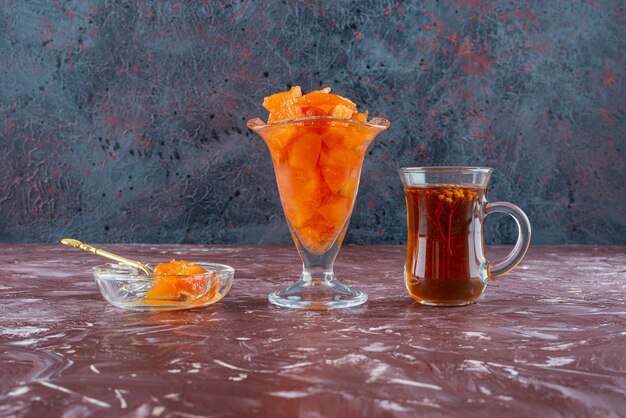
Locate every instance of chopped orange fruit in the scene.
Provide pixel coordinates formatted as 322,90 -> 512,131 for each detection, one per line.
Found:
153,260 -> 206,276
255,87 -> 380,254
305,105 -> 334,116
319,145 -> 362,168
352,110 -> 368,123
287,132 -> 322,170
297,224 -> 336,254
320,165 -> 346,194
263,124 -> 297,164
264,86 -> 305,123
300,89 -> 357,112
317,196 -> 351,226
144,260 -> 217,305
277,167 -> 322,227
330,105 -> 354,119
263,86 -> 368,124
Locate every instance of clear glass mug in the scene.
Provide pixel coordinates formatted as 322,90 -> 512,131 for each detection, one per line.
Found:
399,167 -> 531,306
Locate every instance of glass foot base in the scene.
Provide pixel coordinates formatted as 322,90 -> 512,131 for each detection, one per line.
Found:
268,278 -> 367,310
416,300 -> 474,307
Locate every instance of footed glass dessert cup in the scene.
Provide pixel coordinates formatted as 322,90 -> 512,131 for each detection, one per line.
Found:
247,116 -> 390,309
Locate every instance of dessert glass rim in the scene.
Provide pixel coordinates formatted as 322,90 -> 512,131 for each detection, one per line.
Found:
246,115 -> 390,131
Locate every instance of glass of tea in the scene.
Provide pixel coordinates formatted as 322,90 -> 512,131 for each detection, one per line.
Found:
399,167 -> 531,306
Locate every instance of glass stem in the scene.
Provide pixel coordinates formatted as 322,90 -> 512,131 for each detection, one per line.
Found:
301,267 -> 335,285
299,245 -> 339,285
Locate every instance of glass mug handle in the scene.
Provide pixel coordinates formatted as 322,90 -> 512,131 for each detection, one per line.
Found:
484,202 -> 531,279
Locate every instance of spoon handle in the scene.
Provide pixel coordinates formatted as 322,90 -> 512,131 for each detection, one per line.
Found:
60,238 -> 153,275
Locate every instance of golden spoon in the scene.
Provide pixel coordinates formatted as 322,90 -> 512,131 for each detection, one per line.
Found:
60,238 -> 153,275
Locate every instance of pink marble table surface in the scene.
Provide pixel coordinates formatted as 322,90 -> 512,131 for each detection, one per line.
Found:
0,244 -> 625,417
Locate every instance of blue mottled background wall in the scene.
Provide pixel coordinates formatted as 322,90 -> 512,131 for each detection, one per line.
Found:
1,0 -> 624,244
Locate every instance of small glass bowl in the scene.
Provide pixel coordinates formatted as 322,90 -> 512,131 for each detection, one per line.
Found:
93,262 -> 234,311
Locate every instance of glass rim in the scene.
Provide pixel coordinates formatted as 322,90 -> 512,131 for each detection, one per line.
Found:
246,115 -> 390,131
399,166 -> 493,174
93,262 -> 235,281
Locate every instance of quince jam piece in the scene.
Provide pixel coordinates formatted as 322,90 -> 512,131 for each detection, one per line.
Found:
145,260 -> 214,303
263,86 -> 369,124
